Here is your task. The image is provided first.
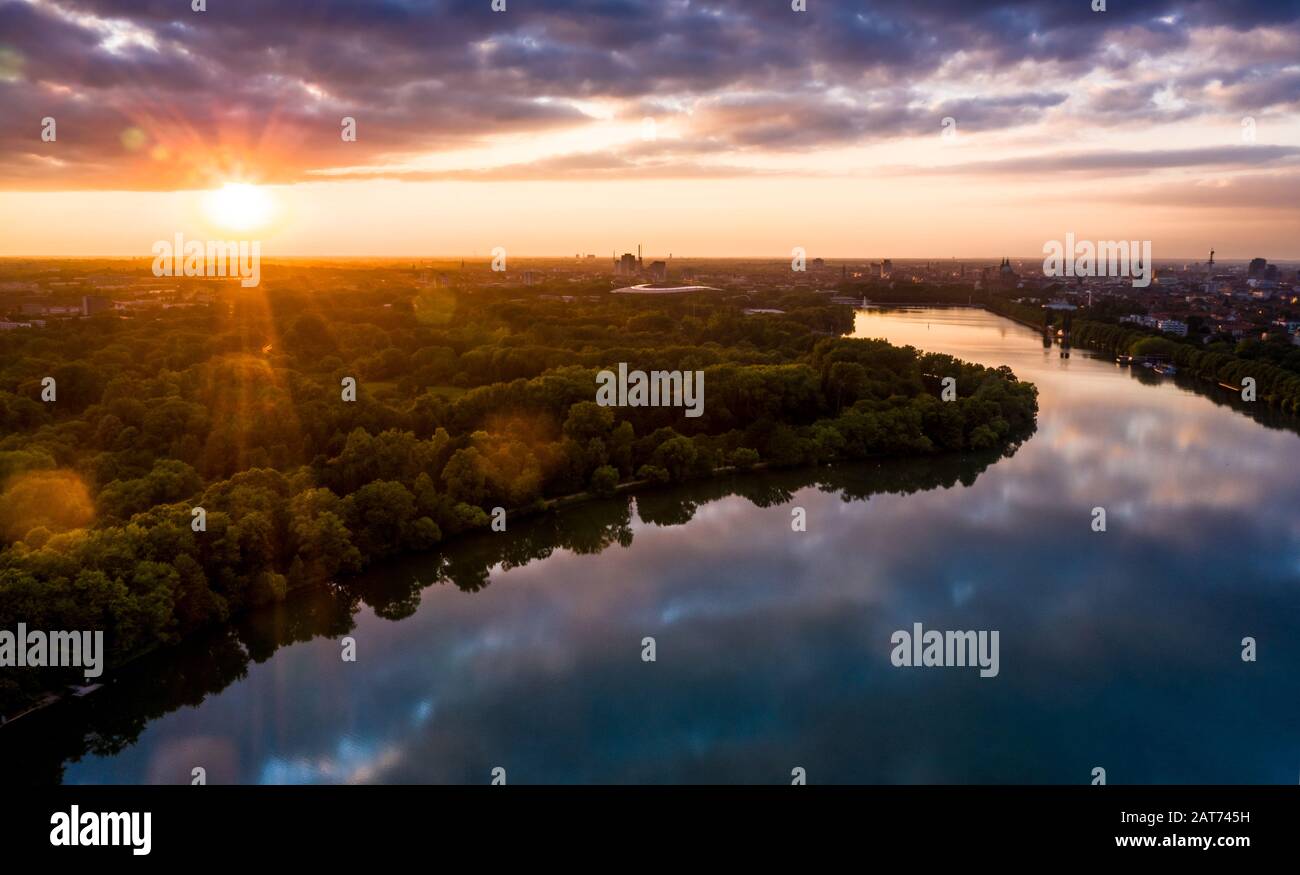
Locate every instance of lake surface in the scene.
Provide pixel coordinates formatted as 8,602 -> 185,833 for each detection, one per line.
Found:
9,307 -> 1300,784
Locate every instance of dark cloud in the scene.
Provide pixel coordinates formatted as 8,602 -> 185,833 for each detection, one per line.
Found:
0,0 -> 1297,188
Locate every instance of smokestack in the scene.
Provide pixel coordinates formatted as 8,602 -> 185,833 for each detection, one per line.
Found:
638,244 -> 642,268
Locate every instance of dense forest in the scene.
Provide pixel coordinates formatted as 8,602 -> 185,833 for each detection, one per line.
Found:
0,278 -> 1037,713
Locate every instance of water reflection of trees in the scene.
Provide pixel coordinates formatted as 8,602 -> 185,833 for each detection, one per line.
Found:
1105,352 -> 1300,437
4,444 -> 1021,784
1165,371 -> 1300,437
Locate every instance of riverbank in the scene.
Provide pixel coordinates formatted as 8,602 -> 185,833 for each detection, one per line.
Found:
982,299 -> 1049,332
1069,320 -> 1300,413
1,369 -> 1038,725
0,445 -> 1025,733
981,299 -> 1300,413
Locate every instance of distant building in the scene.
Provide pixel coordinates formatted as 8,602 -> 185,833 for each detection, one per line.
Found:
997,257 -> 1019,289
811,258 -> 825,269
82,295 -> 112,316
611,283 -> 718,295
1158,319 -> 1188,337
648,260 -> 667,282
522,271 -> 541,286
617,253 -> 638,276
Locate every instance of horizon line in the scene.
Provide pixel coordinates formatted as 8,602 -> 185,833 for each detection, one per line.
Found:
2,253 -> 1296,264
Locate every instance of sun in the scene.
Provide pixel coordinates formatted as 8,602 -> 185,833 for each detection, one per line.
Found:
202,182 -> 274,232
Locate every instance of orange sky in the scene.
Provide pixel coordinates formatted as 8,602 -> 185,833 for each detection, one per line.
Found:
2,168 -> 1297,261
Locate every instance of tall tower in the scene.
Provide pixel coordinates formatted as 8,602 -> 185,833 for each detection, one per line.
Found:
638,244 -> 643,269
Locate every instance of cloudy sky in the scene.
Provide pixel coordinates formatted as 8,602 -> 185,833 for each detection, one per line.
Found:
0,0 -> 1297,257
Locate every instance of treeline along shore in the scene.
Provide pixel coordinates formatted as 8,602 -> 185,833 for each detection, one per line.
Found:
0,450 -> 1021,783
984,297 -> 1300,414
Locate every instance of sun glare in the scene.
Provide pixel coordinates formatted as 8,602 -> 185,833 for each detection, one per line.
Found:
203,182 -> 274,232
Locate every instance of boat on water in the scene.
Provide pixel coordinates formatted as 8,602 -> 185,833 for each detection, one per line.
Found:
1153,363 -> 1178,376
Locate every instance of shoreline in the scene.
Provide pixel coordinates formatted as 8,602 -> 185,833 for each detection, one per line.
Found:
0,444 -> 1026,726
0,312 -> 1040,726
981,304 -> 1048,332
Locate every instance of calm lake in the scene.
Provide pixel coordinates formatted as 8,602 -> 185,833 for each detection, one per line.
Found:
9,307 -> 1300,784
